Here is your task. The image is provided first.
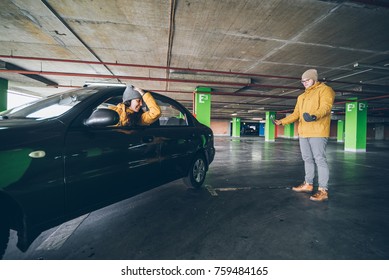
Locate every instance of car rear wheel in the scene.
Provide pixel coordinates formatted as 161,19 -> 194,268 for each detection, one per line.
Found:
0,222 -> 10,259
183,154 -> 207,189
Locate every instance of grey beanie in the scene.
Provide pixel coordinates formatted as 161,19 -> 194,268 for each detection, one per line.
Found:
122,85 -> 142,102
301,69 -> 318,82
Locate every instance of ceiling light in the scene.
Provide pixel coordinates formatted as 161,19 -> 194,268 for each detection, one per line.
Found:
247,108 -> 264,113
84,81 -> 126,87
353,62 -> 389,72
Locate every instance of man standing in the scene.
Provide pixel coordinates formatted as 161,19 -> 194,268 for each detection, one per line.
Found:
273,69 -> 335,202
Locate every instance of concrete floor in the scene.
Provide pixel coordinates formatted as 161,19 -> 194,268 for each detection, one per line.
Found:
3,136 -> 389,260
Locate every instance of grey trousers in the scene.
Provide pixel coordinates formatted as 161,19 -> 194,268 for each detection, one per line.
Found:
299,137 -> 329,190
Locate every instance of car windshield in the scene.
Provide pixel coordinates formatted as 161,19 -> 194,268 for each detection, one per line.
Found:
0,88 -> 98,120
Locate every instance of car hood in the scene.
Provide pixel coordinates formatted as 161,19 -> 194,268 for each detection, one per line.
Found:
0,118 -> 65,148
0,117 -> 64,127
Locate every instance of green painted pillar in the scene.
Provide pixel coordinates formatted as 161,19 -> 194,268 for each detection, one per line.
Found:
345,101 -> 367,152
265,111 -> 276,142
0,78 -> 8,112
337,120 -> 345,143
284,123 -> 294,139
232,117 -> 241,137
194,86 -> 211,127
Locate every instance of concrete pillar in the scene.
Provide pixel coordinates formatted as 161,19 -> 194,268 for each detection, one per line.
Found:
284,123 -> 294,139
337,120 -> 345,142
232,117 -> 241,137
265,111 -> 276,142
0,78 -> 8,111
345,101 -> 367,152
194,87 -> 211,127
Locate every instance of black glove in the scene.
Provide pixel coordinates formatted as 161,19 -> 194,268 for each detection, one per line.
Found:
270,115 -> 277,125
303,112 -> 317,122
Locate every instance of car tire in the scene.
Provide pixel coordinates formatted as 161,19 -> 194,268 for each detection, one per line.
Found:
183,154 -> 207,189
0,223 -> 10,259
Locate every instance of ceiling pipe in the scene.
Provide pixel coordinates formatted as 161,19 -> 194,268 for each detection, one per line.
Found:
146,89 -> 300,99
0,54 -> 298,80
334,94 -> 389,105
277,94 -> 389,115
354,62 -> 389,72
3,68 -> 388,98
1,54 -> 380,87
2,61 -> 57,86
206,91 -> 299,99
0,68 -> 304,90
47,85 -> 356,104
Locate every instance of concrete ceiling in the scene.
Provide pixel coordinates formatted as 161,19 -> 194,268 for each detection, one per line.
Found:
1,0 -> 389,121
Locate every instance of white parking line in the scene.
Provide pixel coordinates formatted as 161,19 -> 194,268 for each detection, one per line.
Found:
205,185 -> 218,196
215,187 -> 253,191
36,214 -> 89,251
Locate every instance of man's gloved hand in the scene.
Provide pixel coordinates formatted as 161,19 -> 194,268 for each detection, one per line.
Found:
270,115 -> 277,125
303,112 -> 317,122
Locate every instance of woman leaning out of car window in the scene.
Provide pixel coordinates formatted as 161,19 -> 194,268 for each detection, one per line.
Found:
109,85 -> 161,127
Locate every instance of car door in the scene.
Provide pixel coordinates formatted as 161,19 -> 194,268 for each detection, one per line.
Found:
152,95 -> 199,183
64,97 -> 161,214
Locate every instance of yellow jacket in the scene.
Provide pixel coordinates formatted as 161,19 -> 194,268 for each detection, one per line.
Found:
110,92 -> 161,126
280,82 -> 335,137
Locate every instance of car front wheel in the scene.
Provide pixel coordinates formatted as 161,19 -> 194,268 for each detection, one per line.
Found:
0,222 -> 10,259
183,154 -> 207,189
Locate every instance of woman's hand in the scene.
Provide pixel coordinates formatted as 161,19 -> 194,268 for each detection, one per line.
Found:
134,87 -> 145,96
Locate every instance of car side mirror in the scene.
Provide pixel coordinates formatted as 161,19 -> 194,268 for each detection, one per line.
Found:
84,108 -> 119,127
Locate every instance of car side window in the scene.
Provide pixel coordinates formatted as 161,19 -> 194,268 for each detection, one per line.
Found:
155,98 -> 188,126
85,93 -> 189,128
97,96 -> 122,109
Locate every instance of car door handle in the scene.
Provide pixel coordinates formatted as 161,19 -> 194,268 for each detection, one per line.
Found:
142,136 -> 154,143
29,150 -> 46,158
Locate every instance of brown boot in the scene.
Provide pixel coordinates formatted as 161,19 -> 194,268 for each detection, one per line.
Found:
292,182 -> 313,193
310,187 -> 328,201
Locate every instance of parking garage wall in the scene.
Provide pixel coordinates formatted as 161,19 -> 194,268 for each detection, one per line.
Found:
367,123 -> 389,140
211,119 -> 230,136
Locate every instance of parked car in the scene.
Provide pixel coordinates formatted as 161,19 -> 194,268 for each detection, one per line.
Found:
242,127 -> 257,136
0,86 -> 215,258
